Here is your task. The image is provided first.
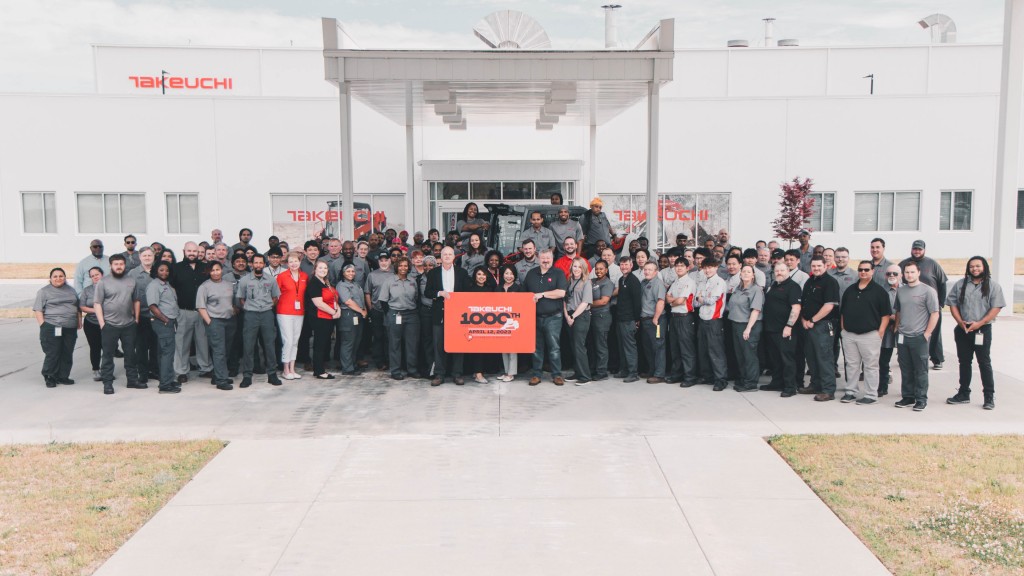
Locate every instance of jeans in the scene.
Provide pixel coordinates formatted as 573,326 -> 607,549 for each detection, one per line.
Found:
39,323 -> 77,381
533,314 -> 563,378
100,322 -> 139,385
897,333 -> 930,401
151,318 -> 178,388
204,316 -> 236,384
953,324 -> 994,397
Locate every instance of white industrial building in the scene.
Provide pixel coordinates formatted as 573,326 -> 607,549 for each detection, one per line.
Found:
1,12 -> 1023,265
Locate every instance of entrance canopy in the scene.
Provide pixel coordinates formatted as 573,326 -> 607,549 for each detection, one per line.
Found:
321,18 -> 674,128
320,16 -> 674,239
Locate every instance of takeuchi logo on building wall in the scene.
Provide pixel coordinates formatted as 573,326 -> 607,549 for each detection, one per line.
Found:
128,71 -> 234,93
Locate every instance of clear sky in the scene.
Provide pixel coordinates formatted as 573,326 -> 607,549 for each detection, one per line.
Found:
0,0 -> 1005,93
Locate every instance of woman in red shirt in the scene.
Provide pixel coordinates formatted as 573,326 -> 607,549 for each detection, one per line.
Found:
305,260 -> 340,379
276,252 -> 308,380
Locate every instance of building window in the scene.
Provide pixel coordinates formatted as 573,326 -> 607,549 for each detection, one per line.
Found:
939,190 -> 972,231
853,191 -> 919,232
806,192 -> 835,232
1017,190 -> 1024,229
76,193 -> 147,234
166,193 -> 200,234
21,192 -> 56,233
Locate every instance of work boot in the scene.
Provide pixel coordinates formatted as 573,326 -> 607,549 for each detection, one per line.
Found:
268,373 -> 283,386
240,377 -> 252,388
983,395 -> 995,410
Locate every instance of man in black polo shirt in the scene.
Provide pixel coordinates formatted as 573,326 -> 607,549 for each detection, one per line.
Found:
614,256 -> 643,383
760,262 -> 802,397
170,241 -> 212,383
524,249 -> 569,386
800,256 -> 841,401
838,260 -> 892,405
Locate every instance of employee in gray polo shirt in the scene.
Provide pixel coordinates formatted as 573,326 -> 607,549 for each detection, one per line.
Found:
147,262 -> 181,394
639,261 -> 668,383
893,261 -> 940,411
550,206 -> 582,258
365,251 -> 394,371
236,254 -> 282,388
728,265 -> 765,392
131,247 -> 158,383
197,261 -> 238,391
945,256 -> 1007,410
380,256 -> 421,380
33,267 -> 81,388
94,254 -> 141,395
520,211 -> 556,254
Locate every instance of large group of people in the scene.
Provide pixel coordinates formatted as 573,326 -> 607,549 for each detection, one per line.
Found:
33,199 -> 1006,411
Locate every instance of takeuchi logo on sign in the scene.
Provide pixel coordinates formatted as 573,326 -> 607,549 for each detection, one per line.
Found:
128,70 -> 234,94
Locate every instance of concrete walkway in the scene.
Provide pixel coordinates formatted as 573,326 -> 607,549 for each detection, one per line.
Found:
2,313 -> 1022,575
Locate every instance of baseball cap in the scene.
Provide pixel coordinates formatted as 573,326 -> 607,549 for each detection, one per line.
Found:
912,240 -> 926,250
771,248 -> 785,259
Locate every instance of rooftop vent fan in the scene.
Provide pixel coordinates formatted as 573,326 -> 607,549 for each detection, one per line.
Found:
474,10 -> 551,50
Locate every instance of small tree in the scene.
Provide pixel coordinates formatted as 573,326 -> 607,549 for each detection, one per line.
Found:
771,177 -> 816,247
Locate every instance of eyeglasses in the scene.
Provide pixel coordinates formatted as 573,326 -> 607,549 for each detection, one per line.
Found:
885,272 -> 900,277
857,268 -> 872,272
125,241 -> 136,245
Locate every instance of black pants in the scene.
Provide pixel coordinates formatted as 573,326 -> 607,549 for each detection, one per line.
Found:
765,330 -> 797,393
432,324 -> 464,379
151,319 -> 178,388
731,321 -> 762,387
804,321 -> 837,395
369,308 -> 388,368
668,314 -> 697,381
616,320 -> 638,377
568,310 -> 592,380
39,323 -> 77,382
639,316 -> 667,378
953,324 -> 993,397
588,308 -> 612,378
100,323 -> 139,385
135,315 -> 158,381
879,347 -> 894,394
312,317 -> 334,375
897,334 -> 930,402
793,323 -> 807,387
296,306 -> 316,364
929,315 -> 945,364
83,321 -> 102,370
418,307 -> 434,376
697,317 -> 727,384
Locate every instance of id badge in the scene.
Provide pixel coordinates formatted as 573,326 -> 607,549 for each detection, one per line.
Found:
294,300 -> 301,311
396,313 -> 403,325
55,326 -> 62,337
655,324 -> 661,339
353,316 -> 359,326
898,334 -> 904,345
971,331 -> 981,347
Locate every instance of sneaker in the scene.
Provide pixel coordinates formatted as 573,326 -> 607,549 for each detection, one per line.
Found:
158,386 -> 181,394
564,374 -> 579,382
840,394 -> 857,403
759,383 -> 783,391
103,382 -> 114,395
780,390 -> 796,398
983,398 -> 995,410
733,384 -> 758,392
946,392 -> 970,405
593,374 -> 609,382
92,370 -> 102,381
680,380 -> 698,388
647,377 -> 666,384
216,382 -> 234,391
575,379 -> 589,386
474,374 -> 488,384
855,397 -> 877,405
913,401 -> 927,411
623,375 -> 639,383
931,362 -> 943,370
712,382 -> 727,391
895,398 -> 915,408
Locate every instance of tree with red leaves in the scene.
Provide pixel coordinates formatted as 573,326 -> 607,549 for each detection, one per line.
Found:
771,177 -> 816,247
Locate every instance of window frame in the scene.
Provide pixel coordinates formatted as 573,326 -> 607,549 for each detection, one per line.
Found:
805,191 -> 835,233
853,191 -> 920,232
939,189 -> 973,231
165,192 -> 200,235
21,191 -> 57,234
75,192 -> 147,234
